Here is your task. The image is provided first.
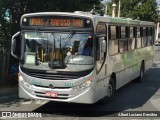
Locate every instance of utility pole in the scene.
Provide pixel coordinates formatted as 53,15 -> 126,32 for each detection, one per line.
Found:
112,0 -> 117,17
156,22 -> 159,42
118,0 -> 121,17
105,4 -> 107,15
112,0 -> 121,17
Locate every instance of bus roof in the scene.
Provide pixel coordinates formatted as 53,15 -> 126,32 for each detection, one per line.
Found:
21,12 -> 155,26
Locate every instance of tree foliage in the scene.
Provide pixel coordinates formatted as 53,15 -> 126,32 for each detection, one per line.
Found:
0,0 -> 101,50
106,0 -> 159,22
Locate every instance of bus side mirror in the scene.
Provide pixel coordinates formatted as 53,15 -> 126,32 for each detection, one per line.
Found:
101,39 -> 106,53
97,37 -> 106,60
11,31 -> 21,59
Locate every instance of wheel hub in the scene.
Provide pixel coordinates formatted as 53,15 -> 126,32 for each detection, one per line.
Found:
107,84 -> 113,97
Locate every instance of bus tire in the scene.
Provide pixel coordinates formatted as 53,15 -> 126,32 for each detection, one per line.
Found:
99,77 -> 116,104
136,62 -> 144,83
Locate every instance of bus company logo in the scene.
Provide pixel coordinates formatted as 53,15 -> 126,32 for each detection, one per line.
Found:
49,84 -> 54,89
1,112 -> 11,118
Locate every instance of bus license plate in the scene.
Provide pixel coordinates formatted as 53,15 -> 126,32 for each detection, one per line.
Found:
45,92 -> 58,97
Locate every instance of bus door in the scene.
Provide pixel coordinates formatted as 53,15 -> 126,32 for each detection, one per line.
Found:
96,23 -> 107,78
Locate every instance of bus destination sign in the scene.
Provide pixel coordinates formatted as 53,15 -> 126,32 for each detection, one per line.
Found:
28,17 -> 84,27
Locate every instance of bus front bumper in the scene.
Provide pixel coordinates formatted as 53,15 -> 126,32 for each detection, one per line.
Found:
19,80 -> 95,104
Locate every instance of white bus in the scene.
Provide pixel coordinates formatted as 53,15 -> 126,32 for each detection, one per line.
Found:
11,12 -> 155,104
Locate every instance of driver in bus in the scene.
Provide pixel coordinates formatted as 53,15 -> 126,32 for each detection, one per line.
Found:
81,37 -> 93,56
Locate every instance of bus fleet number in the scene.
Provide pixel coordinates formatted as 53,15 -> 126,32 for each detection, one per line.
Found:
64,83 -> 73,87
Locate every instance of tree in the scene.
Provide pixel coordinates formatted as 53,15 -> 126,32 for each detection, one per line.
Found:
0,0 -> 15,52
0,0 -> 102,82
0,0 -> 101,51
106,0 -> 159,22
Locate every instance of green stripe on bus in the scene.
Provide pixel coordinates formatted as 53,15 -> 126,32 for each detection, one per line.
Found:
109,18 -> 140,25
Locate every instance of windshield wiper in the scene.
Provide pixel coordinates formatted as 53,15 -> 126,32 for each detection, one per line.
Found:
48,33 -> 66,69
62,31 -> 76,48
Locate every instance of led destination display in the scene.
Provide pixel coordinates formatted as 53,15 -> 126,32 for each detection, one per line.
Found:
22,16 -> 92,28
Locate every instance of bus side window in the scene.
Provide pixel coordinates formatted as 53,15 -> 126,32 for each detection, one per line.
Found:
151,27 -> 155,44
119,26 -> 128,53
136,27 -> 141,48
147,27 -> 152,46
128,27 -> 135,50
108,26 -> 118,56
142,27 -> 147,47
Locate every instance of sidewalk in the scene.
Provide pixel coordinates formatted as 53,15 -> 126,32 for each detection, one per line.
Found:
0,85 -> 18,96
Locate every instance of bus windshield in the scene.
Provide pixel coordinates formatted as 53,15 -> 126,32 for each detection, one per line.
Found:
22,31 -> 94,72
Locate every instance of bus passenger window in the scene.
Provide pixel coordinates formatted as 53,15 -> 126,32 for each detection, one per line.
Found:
130,27 -> 134,38
108,40 -> 118,55
96,23 -> 106,36
121,27 -> 126,39
137,27 -> 140,37
118,26 -> 128,52
128,27 -> 135,50
136,27 -> 141,48
128,38 -> 135,50
109,26 -> 116,39
143,27 -> 146,37
151,27 -> 155,44
142,27 -> 147,47
136,38 -> 141,48
108,26 -> 118,55
119,40 -> 128,52
147,27 -> 152,46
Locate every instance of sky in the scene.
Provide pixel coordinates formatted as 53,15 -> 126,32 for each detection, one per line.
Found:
157,0 -> 160,6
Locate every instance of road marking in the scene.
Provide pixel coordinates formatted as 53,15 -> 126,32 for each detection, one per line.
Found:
150,98 -> 160,111
21,100 -> 48,105
35,100 -> 48,105
21,100 -> 33,104
150,90 -> 160,111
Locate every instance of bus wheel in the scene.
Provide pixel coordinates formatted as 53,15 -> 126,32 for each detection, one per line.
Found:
99,78 -> 115,104
136,63 -> 144,83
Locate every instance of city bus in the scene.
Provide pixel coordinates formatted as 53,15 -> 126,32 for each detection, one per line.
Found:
11,12 -> 155,104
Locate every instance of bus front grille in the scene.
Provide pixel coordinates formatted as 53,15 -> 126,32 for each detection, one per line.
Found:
25,72 -> 79,80
33,84 -> 71,89
21,66 -> 93,80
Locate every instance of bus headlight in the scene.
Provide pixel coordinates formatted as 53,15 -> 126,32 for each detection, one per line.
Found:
73,77 -> 93,91
85,77 -> 93,86
19,75 -> 23,81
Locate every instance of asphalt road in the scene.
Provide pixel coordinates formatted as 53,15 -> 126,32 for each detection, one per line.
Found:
1,47 -> 160,119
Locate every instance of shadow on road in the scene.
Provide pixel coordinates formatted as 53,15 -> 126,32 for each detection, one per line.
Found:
33,65 -> 160,117
0,91 -> 27,109
0,63 -> 159,116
